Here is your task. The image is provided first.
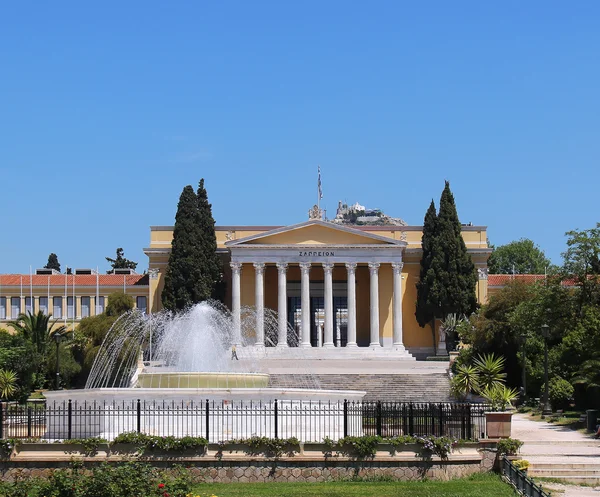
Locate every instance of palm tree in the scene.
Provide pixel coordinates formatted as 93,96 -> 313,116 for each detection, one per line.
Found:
9,311 -> 69,355
0,369 -> 17,400
573,353 -> 600,391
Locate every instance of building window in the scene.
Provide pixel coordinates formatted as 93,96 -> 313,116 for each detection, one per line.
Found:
39,297 -> 49,315
0,297 -> 6,319
11,297 -> 21,319
136,296 -> 147,314
81,297 -> 90,318
96,296 -> 105,314
67,296 -> 75,319
53,297 -> 63,319
25,297 -> 34,314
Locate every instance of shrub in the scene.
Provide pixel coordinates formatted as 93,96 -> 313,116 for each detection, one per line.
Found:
513,459 -> 530,471
543,376 -> 574,411
496,438 -> 523,456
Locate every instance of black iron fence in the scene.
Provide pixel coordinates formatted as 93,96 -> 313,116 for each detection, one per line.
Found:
0,400 -> 487,443
502,457 -> 552,497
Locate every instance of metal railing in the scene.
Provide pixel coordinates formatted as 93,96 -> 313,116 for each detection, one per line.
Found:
0,400 -> 487,443
502,457 -> 552,497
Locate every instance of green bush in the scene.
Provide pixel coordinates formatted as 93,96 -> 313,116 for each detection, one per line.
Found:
496,438 -> 523,456
543,376 -> 574,411
0,461 -> 192,497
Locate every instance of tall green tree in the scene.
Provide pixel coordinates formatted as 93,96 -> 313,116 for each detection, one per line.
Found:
488,239 -> 552,275
415,200 -> 441,352
106,248 -> 138,273
44,253 -> 61,272
435,181 -> 478,318
162,180 -> 222,311
562,223 -> 600,311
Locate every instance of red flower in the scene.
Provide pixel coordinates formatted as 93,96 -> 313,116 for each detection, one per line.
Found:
163,492 -> 170,497
158,483 -> 165,489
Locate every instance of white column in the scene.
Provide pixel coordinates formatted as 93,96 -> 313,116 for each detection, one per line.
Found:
299,262 -> 312,348
392,262 -> 405,350
345,263 -> 357,348
254,263 -> 265,348
230,262 -> 242,345
368,262 -> 381,347
276,263 -> 288,348
322,263 -> 334,348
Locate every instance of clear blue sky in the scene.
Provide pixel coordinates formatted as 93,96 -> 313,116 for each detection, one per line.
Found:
1,1 -> 598,273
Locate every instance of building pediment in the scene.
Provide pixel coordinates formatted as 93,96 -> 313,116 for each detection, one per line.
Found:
226,220 -> 403,247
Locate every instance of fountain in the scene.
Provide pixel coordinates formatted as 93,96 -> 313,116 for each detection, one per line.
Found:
44,302 -> 365,441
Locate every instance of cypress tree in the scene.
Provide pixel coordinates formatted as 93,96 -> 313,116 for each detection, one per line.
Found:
436,181 -> 478,317
196,179 -> 223,300
44,253 -> 61,272
162,180 -> 223,312
415,200 -> 441,353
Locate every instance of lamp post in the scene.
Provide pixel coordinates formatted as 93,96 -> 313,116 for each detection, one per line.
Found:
540,323 -> 552,416
519,332 -> 527,398
52,331 -> 66,390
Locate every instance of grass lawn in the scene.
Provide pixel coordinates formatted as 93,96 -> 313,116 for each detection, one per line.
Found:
190,473 -> 516,497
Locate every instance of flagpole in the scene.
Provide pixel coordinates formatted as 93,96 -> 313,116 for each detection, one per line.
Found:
20,276 -> 23,315
30,266 -> 33,314
47,276 -> 50,317
96,267 -> 99,315
64,270 -> 67,326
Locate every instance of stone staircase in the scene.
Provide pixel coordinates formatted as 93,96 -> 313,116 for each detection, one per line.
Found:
268,373 -> 451,402
521,441 -> 600,485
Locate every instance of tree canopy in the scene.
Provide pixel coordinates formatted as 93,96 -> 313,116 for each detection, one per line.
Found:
487,238 -> 551,275
44,253 -> 61,272
161,179 -> 222,311
415,200 -> 439,350
106,248 -> 138,273
415,182 -> 477,352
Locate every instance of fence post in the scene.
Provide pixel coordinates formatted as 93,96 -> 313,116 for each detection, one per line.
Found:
0,401 -> 3,439
136,399 -> 141,433
408,403 -> 414,435
27,407 -> 32,438
205,399 -> 210,442
438,403 -> 444,436
343,400 -> 348,438
466,404 -> 472,440
67,400 -> 73,440
274,399 -> 278,439
376,401 -> 382,437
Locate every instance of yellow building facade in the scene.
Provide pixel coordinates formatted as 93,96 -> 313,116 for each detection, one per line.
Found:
145,218 -> 491,357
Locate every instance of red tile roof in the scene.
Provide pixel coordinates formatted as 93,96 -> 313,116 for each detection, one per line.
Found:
488,274 -> 577,287
0,274 -> 149,287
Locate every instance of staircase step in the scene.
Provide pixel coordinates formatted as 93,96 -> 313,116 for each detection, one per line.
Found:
268,373 -> 451,402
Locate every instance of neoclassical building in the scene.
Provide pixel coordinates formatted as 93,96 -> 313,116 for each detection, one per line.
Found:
145,217 -> 492,357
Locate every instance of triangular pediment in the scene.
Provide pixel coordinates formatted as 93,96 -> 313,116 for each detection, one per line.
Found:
226,220 -> 401,247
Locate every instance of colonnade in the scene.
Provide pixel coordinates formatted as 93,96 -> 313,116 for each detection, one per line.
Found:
229,261 -> 405,349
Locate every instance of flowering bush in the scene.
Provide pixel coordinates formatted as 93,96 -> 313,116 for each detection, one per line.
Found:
415,435 -> 457,459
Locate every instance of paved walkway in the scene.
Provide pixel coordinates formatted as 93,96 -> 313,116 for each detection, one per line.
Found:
511,413 -> 600,496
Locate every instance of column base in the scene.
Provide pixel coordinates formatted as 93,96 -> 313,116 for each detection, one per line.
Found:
299,342 -> 312,348
276,343 -> 289,348
369,342 -> 381,348
322,342 -> 335,349
345,342 -> 358,348
392,343 -> 406,352
254,343 -> 265,349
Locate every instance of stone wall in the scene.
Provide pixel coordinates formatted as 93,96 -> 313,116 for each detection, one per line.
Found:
0,443 -> 498,483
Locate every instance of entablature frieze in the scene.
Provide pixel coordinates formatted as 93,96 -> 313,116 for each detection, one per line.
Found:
229,246 -> 404,264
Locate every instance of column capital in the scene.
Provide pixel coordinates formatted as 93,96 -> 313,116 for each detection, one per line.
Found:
478,267 -> 489,280
322,262 -> 334,273
368,262 -> 380,274
299,262 -> 311,273
391,262 -> 404,274
148,268 -> 160,280
253,262 -> 266,275
276,262 -> 288,273
230,262 -> 243,274
345,262 -> 357,273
